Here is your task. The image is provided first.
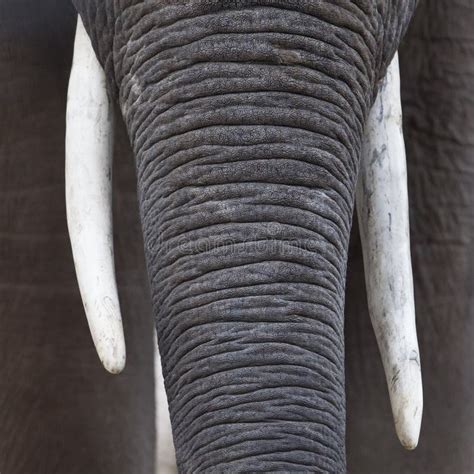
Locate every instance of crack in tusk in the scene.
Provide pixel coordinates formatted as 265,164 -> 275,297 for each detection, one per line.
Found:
356,53 -> 423,450
65,16 -> 125,374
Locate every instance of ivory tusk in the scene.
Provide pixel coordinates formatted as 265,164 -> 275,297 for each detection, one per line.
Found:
356,53 -> 423,450
65,17 -> 125,374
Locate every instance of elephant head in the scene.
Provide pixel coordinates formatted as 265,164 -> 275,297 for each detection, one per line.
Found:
65,1 -> 422,471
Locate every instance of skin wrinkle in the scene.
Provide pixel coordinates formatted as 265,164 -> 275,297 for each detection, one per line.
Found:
134,131 -> 357,208
152,240 -> 346,292
138,140 -> 355,203
164,292 -> 344,336
158,305 -> 345,358
135,97 -> 359,165
73,1 -> 416,472
154,191 -> 350,236
146,209 -> 348,258
139,190 -> 353,254
127,63 -> 364,144
165,324 -> 345,372
187,420 -> 342,455
123,15 -> 371,79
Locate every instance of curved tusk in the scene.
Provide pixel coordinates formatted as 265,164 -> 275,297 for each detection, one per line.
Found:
65,17 -> 125,374
356,53 -> 423,449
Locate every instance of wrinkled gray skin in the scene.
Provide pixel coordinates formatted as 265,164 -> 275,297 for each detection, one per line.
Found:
71,1 -> 415,471
1,1 -> 473,473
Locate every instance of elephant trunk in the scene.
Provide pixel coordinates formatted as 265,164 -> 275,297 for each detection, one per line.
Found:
137,115 -> 350,472
116,5 -> 373,471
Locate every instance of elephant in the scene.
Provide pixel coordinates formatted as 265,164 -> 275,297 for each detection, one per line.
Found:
65,1 -> 421,472
1,1 -> 473,473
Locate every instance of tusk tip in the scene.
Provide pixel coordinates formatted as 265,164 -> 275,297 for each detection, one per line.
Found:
395,407 -> 422,450
83,299 -> 126,375
104,362 -> 126,375
98,346 -> 126,375
389,358 -> 423,450
93,329 -> 127,375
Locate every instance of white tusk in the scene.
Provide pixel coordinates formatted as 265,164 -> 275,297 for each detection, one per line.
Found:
65,16 -> 125,374
356,53 -> 423,450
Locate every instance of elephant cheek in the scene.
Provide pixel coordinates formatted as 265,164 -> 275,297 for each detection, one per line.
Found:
118,5 -> 371,472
